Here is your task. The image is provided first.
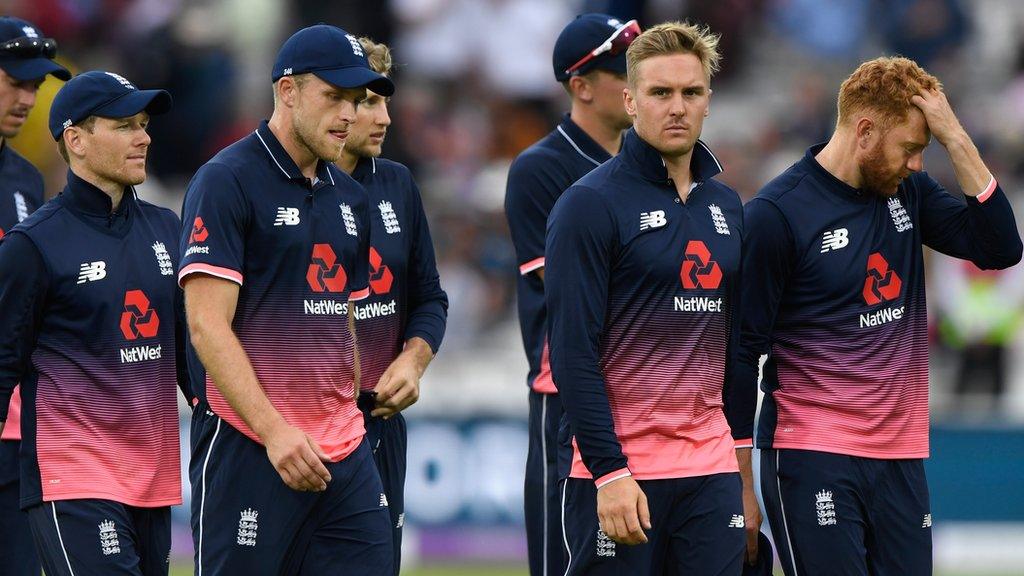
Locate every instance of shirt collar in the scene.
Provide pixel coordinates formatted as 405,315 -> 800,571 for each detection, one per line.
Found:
61,169 -> 136,217
801,143 -> 870,203
556,114 -> 614,167
254,120 -> 336,188
351,155 -> 376,183
0,140 -> 9,170
620,128 -> 723,184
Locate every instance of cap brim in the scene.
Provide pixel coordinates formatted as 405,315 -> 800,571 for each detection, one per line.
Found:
94,89 -> 173,119
314,67 -> 395,97
0,57 -> 71,81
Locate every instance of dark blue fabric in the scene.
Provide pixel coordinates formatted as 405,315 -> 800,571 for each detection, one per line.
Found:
272,25 -> 394,96
26,498 -> 170,576
48,71 -> 170,140
0,440 -> 40,575
545,128 -> 751,481
0,142 -> 44,238
761,449 -> 932,576
525,390 -> 566,576
561,473 -> 744,575
189,404 -> 392,576
361,406 -> 407,576
350,156 -> 447,354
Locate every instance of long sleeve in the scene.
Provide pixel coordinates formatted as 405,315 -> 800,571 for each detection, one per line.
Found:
545,186 -> 627,486
0,232 -> 48,420
723,209 -> 755,446
402,179 -> 448,353
731,198 -> 798,419
918,174 -> 1022,269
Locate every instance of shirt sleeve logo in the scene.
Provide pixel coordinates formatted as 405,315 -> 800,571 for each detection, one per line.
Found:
680,240 -> 722,289
306,243 -> 348,292
368,247 -> 394,295
189,216 -> 209,243
862,252 -> 902,305
120,289 -> 160,340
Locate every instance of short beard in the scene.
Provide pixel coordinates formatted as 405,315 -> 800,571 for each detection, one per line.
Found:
292,111 -> 343,163
860,141 -> 900,198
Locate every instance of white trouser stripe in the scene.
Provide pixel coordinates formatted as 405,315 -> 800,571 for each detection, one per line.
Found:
560,480 -> 572,576
541,394 -> 549,576
197,416 -> 223,576
776,451 -> 800,576
52,502 -> 76,576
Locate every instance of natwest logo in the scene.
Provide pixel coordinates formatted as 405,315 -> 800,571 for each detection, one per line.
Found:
862,252 -> 902,305
369,247 -> 393,295
306,243 -> 348,292
120,289 -> 160,340
680,240 -> 722,290
189,217 -> 209,244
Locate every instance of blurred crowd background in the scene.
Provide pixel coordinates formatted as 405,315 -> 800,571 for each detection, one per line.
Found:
5,0 -> 1023,573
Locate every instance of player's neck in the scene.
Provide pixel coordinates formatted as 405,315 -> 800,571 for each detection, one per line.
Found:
70,165 -> 126,212
815,132 -> 864,189
664,149 -> 695,202
570,108 -> 623,157
267,113 -> 318,180
337,149 -> 358,175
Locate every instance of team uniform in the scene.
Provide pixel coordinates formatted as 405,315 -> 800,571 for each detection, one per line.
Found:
736,145 -> 1022,575
0,141 -> 45,575
0,171 -> 183,575
545,129 -> 754,575
504,114 -> 612,576
350,155 -> 448,574
180,121 -> 392,576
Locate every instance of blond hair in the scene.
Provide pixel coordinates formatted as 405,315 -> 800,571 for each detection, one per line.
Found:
626,21 -> 721,86
837,56 -> 941,128
358,37 -> 392,77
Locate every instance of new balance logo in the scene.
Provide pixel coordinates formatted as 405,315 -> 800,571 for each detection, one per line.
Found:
237,508 -> 258,547
820,228 -> 850,252
922,514 -> 932,528
728,514 -> 745,528
379,493 -> 389,507
274,207 -> 300,226
77,261 -> 107,284
639,210 -> 667,230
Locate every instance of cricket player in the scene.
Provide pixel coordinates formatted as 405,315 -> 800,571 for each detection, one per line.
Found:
180,24 -> 395,575
546,22 -> 759,575
0,70 -> 181,575
0,15 -> 70,575
736,56 -> 1022,575
336,36 -> 449,575
503,14 -> 639,576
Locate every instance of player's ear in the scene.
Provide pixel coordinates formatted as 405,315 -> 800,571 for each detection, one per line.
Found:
569,75 -> 592,103
623,87 -> 636,117
276,77 -> 299,108
855,116 -> 876,149
64,125 -> 88,159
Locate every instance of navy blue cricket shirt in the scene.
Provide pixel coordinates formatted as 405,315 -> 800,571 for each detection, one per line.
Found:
504,114 -> 613,394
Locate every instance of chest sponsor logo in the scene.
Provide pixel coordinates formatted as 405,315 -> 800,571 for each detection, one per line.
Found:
816,490 -> 837,526
274,207 -> 300,226
820,228 -> 849,252
307,243 -> 348,292
680,240 -> 722,289
339,203 -> 358,236
860,252 -> 904,328
888,197 -> 913,232
152,241 -> 174,275
379,200 -> 401,234
77,261 -> 107,284
709,204 -> 730,235
120,289 -> 163,363
13,191 -> 28,222
237,508 -> 258,547
369,247 -> 394,295
189,216 -> 209,243
639,210 -> 667,231
98,520 -> 121,556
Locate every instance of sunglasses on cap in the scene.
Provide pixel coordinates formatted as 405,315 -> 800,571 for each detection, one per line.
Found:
0,36 -> 57,59
565,19 -> 641,76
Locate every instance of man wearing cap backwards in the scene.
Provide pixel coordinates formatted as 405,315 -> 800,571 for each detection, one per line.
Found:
0,15 -> 71,575
546,22 -> 758,574
336,37 -> 448,576
0,69 -> 182,576
503,14 -> 638,576
179,24 -> 395,575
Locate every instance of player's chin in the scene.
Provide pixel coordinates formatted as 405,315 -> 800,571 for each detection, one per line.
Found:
318,140 -> 345,163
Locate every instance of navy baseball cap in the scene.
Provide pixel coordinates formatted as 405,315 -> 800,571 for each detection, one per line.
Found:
272,24 -> 395,96
0,17 -> 70,81
553,14 -> 640,82
742,532 -> 775,576
48,71 -> 172,140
